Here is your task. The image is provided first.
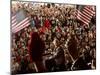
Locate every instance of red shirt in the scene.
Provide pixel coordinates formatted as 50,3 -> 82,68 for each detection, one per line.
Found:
44,19 -> 51,29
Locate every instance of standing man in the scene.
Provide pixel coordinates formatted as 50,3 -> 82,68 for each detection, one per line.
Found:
28,31 -> 47,72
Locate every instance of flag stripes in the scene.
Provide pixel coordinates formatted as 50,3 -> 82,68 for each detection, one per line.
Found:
75,6 -> 95,25
11,10 -> 30,33
12,17 -> 30,33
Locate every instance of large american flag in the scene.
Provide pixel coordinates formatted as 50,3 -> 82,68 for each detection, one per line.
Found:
75,5 -> 95,25
11,9 -> 30,33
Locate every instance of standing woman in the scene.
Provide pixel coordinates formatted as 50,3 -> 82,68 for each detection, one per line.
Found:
28,31 -> 46,72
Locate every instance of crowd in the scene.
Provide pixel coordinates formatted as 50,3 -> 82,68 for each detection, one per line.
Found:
11,2 -> 96,74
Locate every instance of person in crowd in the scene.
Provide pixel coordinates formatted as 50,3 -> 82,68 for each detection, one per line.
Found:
28,31 -> 47,72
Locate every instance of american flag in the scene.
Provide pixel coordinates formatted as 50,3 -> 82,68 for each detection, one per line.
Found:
11,10 -> 30,33
75,5 -> 95,25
